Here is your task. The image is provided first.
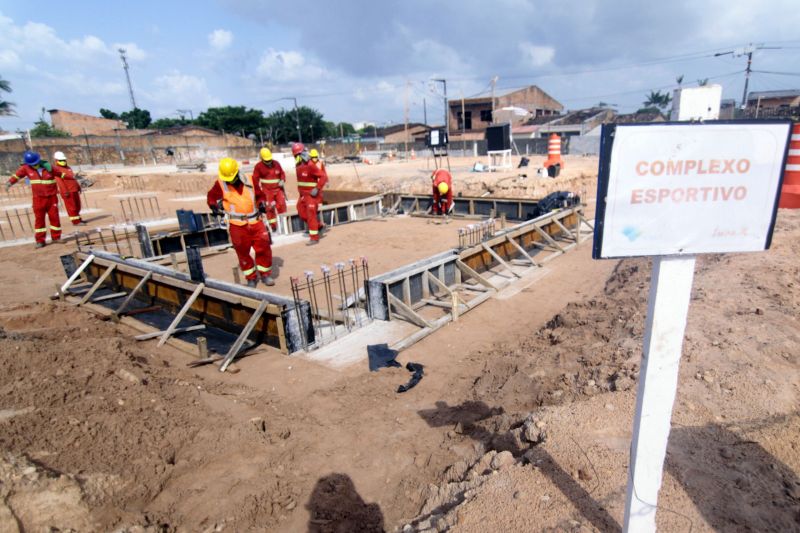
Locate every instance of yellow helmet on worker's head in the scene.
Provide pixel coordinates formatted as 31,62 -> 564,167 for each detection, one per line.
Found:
218,157 -> 239,182
259,148 -> 272,162
438,182 -> 449,195
309,148 -> 319,159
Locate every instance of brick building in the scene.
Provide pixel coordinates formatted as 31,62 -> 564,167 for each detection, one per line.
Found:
447,85 -> 562,140
746,90 -> 800,111
48,109 -> 127,136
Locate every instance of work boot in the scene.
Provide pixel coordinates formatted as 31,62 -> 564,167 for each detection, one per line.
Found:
79,220 -> 88,225
261,275 -> 275,287
34,242 -> 45,249
246,278 -> 258,288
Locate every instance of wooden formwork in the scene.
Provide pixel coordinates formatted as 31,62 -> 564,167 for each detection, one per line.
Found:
277,194 -> 384,235
366,206 -> 593,350
60,250 -> 314,362
385,193 -> 546,221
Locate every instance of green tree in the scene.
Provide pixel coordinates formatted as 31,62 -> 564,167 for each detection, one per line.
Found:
149,117 -> 192,129
120,107 -> 151,129
0,76 -> 15,116
99,108 -> 120,120
195,106 -> 266,137
264,105 -> 328,144
697,78 -> 709,87
30,108 -> 70,138
643,90 -> 672,110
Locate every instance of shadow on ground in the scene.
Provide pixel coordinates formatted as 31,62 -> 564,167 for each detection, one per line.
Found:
306,473 -> 385,533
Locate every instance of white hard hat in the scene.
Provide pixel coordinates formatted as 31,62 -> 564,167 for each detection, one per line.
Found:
54,151 -> 66,161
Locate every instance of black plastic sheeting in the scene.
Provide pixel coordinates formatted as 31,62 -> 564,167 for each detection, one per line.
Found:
367,343 -> 425,393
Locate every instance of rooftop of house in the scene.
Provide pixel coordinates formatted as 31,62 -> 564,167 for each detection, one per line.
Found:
747,89 -> 800,100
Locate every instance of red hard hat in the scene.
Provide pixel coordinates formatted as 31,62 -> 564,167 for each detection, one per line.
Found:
291,142 -> 305,156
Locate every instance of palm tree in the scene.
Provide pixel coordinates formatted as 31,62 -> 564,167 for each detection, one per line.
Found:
0,75 -> 15,116
643,90 -> 672,110
697,78 -> 709,87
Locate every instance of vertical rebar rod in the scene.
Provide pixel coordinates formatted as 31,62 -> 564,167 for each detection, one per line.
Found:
321,266 -> 337,339
5,211 -> 15,238
335,263 -> 352,331
119,199 -> 126,221
361,257 -> 371,319
111,227 -> 122,254
305,272 -> 322,342
13,209 -> 25,232
124,229 -> 134,257
290,277 -> 309,351
24,209 -> 33,231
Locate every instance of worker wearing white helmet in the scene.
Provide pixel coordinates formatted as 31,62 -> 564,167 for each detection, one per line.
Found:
52,151 -> 86,225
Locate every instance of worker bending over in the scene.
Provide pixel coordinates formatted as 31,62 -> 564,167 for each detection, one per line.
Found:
431,168 -> 453,215
207,158 -> 275,287
293,142 -> 327,245
52,151 -> 85,226
5,150 -> 61,248
251,147 -> 286,231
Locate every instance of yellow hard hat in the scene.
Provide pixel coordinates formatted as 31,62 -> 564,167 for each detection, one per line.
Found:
218,157 -> 239,182
260,147 -> 272,161
438,182 -> 449,195
309,148 -> 319,159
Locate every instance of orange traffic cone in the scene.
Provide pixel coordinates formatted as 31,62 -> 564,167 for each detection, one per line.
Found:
779,123 -> 800,208
543,133 -> 563,177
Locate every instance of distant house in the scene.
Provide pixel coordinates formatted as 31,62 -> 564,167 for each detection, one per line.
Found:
374,123 -> 430,144
48,109 -> 127,136
746,90 -> 800,110
537,107 -> 616,138
447,85 -> 562,140
719,98 -> 738,119
145,125 -> 225,137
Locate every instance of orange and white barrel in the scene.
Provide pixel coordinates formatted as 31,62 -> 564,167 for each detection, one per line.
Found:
779,122 -> 800,209
543,133 -> 563,168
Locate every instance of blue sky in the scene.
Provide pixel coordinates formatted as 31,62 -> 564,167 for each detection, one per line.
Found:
1,0 -> 799,131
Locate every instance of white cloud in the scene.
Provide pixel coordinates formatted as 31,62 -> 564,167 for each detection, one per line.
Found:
150,71 -> 219,110
208,29 -> 233,51
518,42 -> 555,67
256,48 -> 327,81
0,49 -> 20,69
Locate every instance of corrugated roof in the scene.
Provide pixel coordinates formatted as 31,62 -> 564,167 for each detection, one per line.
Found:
747,89 -> 800,100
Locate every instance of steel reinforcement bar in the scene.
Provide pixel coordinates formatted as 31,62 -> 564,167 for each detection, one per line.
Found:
61,249 -> 314,355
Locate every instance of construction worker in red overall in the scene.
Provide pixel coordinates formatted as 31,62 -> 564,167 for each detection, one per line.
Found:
431,168 -> 453,215
308,148 -> 327,206
293,142 -> 327,245
52,151 -> 85,226
207,158 -> 275,287
251,148 -> 287,231
5,150 -> 61,248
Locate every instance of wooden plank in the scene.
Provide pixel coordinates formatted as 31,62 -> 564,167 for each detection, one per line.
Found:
135,324 -> 206,341
61,254 -> 95,293
220,298 -> 269,372
157,282 -> 205,347
481,243 -> 521,278
533,224 -> 565,251
426,271 -> 453,297
388,293 -> 433,329
112,271 -> 153,320
455,259 -> 499,291
78,264 -> 117,306
506,235 -> 540,266
552,218 -> 576,241
91,291 -> 127,303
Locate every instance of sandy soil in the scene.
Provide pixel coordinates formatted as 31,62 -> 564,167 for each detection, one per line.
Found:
0,156 -> 798,532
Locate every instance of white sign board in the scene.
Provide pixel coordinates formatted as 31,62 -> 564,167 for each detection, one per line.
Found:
594,121 -> 792,258
669,85 -> 722,121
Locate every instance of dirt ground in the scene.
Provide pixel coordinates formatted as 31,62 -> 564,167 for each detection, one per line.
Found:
0,156 -> 798,532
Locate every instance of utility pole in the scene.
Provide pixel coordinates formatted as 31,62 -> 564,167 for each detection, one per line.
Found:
280,97 -> 302,142
714,43 -> 781,108
177,109 -> 194,121
461,91 -> 466,154
423,97 -> 428,126
118,48 -> 137,110
404,80 -> 410,157
432,78 -> 448,135
490,76 -> 498,124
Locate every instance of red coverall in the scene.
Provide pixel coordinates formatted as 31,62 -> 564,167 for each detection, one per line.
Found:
251,159 -> 287,230
431,169 -> 453,215
53,163 -> 83,225
207,177 -> 272,282
9,162 -> 61,244
296,160 -> 328,241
